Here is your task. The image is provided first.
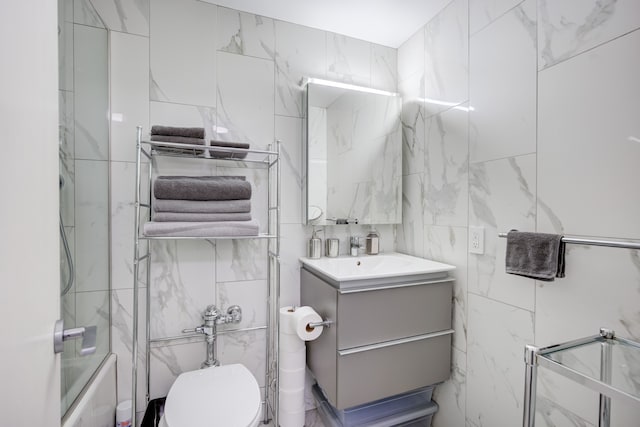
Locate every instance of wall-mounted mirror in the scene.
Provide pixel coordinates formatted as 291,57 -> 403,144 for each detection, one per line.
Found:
304,78 -> 402,225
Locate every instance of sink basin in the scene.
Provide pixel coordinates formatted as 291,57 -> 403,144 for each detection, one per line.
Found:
300,252 -> 455,284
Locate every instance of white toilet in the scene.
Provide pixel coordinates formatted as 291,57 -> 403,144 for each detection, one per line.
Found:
159,364 -> 262,427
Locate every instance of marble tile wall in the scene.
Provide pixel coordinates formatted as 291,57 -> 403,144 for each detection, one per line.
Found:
106,0 -> 398,419
397,0 -> 640,426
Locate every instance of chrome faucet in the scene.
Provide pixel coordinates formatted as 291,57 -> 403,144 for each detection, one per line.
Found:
350,236 -> 362,256
183,304 -> 242,368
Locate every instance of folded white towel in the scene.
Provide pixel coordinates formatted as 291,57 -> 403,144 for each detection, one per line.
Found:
143,220 -> 259,237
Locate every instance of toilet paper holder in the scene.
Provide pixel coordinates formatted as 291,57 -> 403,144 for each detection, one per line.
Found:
307,319 -> 334,328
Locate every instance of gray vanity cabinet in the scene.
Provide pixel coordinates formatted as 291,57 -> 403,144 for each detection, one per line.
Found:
300,267 -> 454,410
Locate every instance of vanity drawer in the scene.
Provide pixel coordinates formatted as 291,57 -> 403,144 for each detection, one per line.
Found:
337,280 -> 453,350
335,331 -> 452,409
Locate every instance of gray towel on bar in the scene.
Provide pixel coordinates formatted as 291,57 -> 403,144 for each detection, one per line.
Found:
151,135 -> 206,155
152,212 -> 252,222
154,176 -> 251,201
151,125 -> 205,139
153,198 -> 251,214
208,140 -> 250,159
150,135 -> 206,145
143,220 -> 259,237
505,230 -> 566,281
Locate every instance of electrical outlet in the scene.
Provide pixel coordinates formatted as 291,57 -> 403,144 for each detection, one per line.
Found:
469,226 -> 484,254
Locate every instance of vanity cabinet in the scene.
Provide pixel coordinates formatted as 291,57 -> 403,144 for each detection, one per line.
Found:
300,267 -> 454,410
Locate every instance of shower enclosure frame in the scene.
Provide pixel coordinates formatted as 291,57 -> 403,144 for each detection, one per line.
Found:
131,126 -> 281,426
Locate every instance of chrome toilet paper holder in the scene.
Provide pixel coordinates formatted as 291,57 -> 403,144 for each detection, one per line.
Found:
307,319 -> 334,328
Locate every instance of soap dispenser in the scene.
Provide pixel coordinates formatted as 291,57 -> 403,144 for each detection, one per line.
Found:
308,228 -> 322,259
365,227 -> 380,255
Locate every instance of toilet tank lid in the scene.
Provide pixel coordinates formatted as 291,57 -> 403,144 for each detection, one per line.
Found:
164,364 -> 261,427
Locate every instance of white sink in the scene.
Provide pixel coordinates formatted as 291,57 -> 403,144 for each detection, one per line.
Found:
300,252 -> 455,283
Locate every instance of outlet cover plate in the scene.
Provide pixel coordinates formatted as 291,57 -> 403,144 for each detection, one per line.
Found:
469,226 -> 484,254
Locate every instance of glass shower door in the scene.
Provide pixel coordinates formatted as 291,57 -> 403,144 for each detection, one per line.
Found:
58,0 -> 111,416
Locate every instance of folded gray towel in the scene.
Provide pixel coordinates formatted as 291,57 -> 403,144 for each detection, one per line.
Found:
153,199 -> 251,214
151,125 -> 205,139
154,176 -> 251,201
151,135 -> 206,145
152,212 -> 252,222
143,220 -> 259,237
208,140 -> 250,159
505,230 -> 566,281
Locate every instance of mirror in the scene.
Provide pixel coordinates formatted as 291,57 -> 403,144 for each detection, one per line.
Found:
304,78 -> 402,225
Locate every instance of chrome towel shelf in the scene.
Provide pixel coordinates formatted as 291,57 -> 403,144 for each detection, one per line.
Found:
498,232 -> 640,250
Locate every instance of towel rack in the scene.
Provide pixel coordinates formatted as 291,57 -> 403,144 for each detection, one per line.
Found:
498,232 -> 640,250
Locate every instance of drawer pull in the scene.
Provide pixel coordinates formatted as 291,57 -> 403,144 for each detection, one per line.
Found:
338,329 -> 454,356
339,277 -> 454,294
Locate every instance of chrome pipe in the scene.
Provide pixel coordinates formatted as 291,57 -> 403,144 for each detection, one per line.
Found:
498,232 -> 640,250
599,333 -> 613,427
523,344 -> 539,427
132,126 -> 142,426
59,213 -> 75,297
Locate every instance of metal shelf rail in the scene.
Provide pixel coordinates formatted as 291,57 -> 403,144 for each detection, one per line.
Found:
523,328 -> 640,427
131,126 -> 281,426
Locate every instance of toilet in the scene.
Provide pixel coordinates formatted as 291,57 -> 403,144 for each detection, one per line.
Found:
159,364 -> 262,427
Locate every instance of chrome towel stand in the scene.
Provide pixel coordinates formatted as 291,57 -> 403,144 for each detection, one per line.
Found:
498,232 -> 640,250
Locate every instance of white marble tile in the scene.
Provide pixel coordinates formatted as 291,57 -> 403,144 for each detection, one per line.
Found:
424,0 -> 469,117
424,225 -> 468,352
280,224 -> 311,307
466,293 -> 534,427
468,154 -> 536,310
150,0 -> 216,106
534,387 -> 596,427
111,288 -> 147,410
274,20 -> 326,118
371,44 -> 397,93
58,20 -> 73,92
216,239 -> 268,282
216,280 -> 267,331
217,7 -> 275,60
149,341 -> 205,400
399,71 -> 425,176
149,240 -> 216,339
537,29 -> 640,240
397,27 -> 425,83
149,101 -> 217,142
396,173 -> 425,258
469,0 -> 537,163
110,32 -> 149,163
432,347 -> 466,427
90,0 -> 149,36
59,92 -> 75,227
276,116 -> 303,225
75,160 -> 109,292
73,0 -> 104,28
216,51 -> 274,150
423,107 -> 469,227
74,24 -> 109,161
218,329 -> 267,387
469,0 -> 526,34
326,33 -> 371,86
110,161 -> 149,290
538,0 -> 640,69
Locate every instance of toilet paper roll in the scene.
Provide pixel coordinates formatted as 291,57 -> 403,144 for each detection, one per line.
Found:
279,408 -> 305,427
280,306 -> 324,341
279,306 -> 298,335
279,366 -> 305,390
279,346 -> 306,371
278,387 -> 305,413
291,306 -> 324,341
278,332 -> 305,353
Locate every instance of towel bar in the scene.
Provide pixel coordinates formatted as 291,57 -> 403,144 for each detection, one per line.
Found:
498,232 -> 640,250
